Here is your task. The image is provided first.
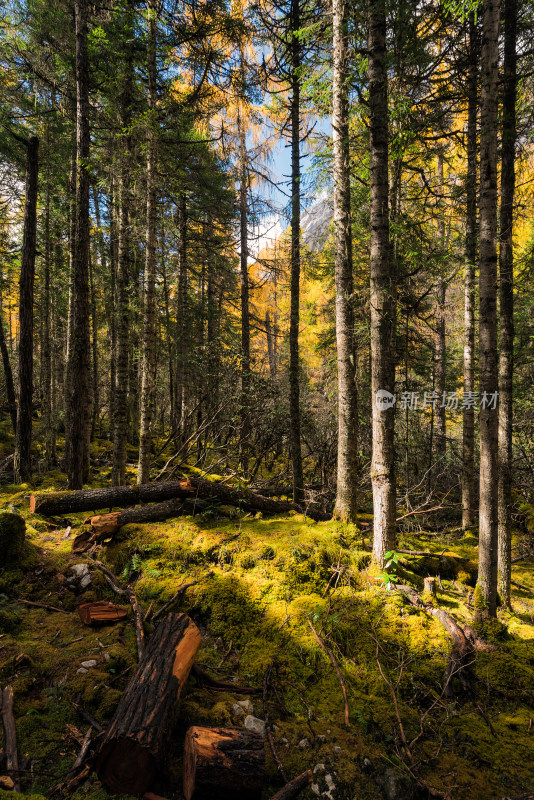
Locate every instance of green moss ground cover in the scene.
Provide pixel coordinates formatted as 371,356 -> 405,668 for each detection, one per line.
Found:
0,471 -> 533,799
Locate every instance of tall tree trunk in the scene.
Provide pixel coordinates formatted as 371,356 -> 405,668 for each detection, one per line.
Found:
238,106 -> 251,475
42,176 -> 52,466
89,249 -> 99,439
462,13 -> 478,531
65,0 -> 92,488
138,0 -> 158,484
477,0 -> 500,617
112,34 -> 134,486
434,153 -> 446,456
107,178 -> 118,436
369,0 -> 396,564
332,0 -> 358,522
498,0 -> 516,608
14,136 -> 39,483
289,0 -> 304,504
175,195 -> 187,443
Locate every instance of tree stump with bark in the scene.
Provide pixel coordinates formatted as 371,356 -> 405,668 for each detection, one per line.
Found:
96,612 -> 201,795
183,726 -> 265,800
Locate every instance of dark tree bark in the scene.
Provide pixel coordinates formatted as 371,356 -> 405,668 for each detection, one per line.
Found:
96,613 -> 201,796
238,101 -> 251,474
289,0 -> 304,504
65,0 -> 92,489
138,0 -> 158,484
498,0 -> 517,608
175,194 -> 188,442
112,30 -> 134,486
462,13 -> 478,531
332,0 -> 358,523
477,0 -> 500,617
369,0 -> 396,564
42,175 -> 53,465
14,135 -> 39,483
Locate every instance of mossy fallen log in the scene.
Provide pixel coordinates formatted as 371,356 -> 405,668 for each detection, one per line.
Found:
30,480 -> 195,516
31,477 -> 331,522
95,612 -> 201,795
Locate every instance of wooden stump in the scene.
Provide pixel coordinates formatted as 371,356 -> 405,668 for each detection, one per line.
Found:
183,726 -> 265,800
424,576 -> 437,597
96,613 -> 201,795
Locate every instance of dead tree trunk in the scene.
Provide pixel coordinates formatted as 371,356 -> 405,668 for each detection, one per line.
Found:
183,726 -> 265,800
96,613 -> 201,796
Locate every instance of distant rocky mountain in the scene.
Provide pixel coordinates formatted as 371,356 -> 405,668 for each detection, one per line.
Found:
300,196 -> 333,252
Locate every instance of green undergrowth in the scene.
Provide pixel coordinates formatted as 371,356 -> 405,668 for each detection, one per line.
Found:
0,481 -> 533,800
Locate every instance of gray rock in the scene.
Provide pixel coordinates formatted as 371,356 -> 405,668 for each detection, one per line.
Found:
237,699 -> 254,715
298,738 -> 310,749
317,734 -> 327,744
67,563 -> 92,591
244,715 -> 266,737
232,703 -> 245,717
81,660 -> 97,669
311,785 -> 321,797
333,746 -> 342,754
76,668 -> 88,675
377,768 -> 416,800
279,737 -> 289,746
313,764 -> 326,773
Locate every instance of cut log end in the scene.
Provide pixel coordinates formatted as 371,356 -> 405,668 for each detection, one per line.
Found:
97,737 -> 156,796
183,726 -> 265,800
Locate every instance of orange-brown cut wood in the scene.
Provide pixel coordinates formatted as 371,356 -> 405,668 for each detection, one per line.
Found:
183,726 -> 265,800
77,601 -> 128,626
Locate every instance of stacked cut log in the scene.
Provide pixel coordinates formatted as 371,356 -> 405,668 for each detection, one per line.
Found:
96,612 -> 201,796
30,477 -> 330,524
183,726 -> 265,800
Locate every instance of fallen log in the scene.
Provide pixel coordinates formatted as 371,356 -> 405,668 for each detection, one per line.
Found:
86,498 -> 210,536
183,726 -> 265,800
185,476 -> 330,522
95,612 -> 201,795
1,686 -> 20,792
32,478 -> 331,522
398,550 -> 477,583
77,601 -> 128,626
269,770 -> 313,800
397,585 -> 474,696
30,480 -> 195,516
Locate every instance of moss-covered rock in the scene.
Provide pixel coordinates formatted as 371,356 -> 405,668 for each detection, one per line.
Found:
0,512 -> 26,566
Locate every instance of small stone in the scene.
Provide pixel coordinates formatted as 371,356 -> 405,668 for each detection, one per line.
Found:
81,660 -> 97,669
362,757 -> 372,773
76,668 -> 88,675
311,784 -> 321,797
298,738 -> 310,749
0,776 -> 14,790
103,653 -> 110,661
237,698 -> 254,715
313,763 -> 325,773
317,734 -> 327,744
232,703 -> 245,717
279,737 -> 289,746
333,746 -> 342,754
244,715 -> 266,737
326,729 -> 331,734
